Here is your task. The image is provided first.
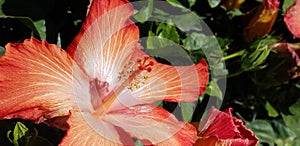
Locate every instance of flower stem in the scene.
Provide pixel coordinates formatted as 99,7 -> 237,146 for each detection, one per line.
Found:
221,49 -> 246,61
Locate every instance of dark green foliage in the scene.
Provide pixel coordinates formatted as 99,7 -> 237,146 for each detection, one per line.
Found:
1,0 -> 300,145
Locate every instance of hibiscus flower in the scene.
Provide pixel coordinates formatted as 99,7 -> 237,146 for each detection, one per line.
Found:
0,0 -> 209,145
243,0 -> 279,42
192,106 -> 259,146
284,0 -> 300,38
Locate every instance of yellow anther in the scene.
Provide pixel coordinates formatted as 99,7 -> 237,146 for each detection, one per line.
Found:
134,83 -> 140,89
128,86 -> 133,92
118,57 -> 155,92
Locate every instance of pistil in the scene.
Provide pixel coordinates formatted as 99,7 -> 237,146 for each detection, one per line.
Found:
91,56 -> 154,117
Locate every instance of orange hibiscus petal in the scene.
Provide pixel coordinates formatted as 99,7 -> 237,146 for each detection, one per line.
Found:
108,58 -> 208,111
0,38 -> 89,123
67,0 -> 139,87
149,58 -> 208,102
60,111 -> 134,145
106,104 -> 197,145
129,53 -> 209,103
67,0 -> 133,53
284,0 -> 300,38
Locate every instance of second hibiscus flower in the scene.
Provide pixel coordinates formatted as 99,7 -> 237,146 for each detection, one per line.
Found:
193,106 -> 259,146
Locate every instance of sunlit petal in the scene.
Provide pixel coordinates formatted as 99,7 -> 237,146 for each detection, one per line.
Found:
130,55 -> 209,103
67,0 -> 139,92
148,58 -> 208,102
0,38 -> 89,123
107,50 -> 208,111
59,111 -> 134,146
105,104 -> 197,145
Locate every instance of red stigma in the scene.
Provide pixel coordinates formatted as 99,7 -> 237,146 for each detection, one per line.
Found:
146,67 -> 152,72
136,56 -> 154,72
138,66 -> 145,70
148,61 -> 154,66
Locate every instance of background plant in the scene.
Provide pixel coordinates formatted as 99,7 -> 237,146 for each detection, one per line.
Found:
0,0 -> 299,145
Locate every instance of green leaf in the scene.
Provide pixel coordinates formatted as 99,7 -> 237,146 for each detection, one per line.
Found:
166,0 -> 185,8
145,44 -> 193,66
134,139 -> 144,146
170,13 -> 202,32
0,46 -> 5,57
15,18 -> 41,39
204,80 -> 223,99
184,33 -> 217,50
227,9 -> 244,18
0,0 -> 45,20
133,0 -> 153,23
153,100 -> 163,107
246,120 -> 276,145
184,32 -> 223,63
180,102 -> 195,122
156,23 -> 180,43
187,0 -> 197,8
241,46 -> 271,71
146,31 -> 176,49
282,99 -> 300,136
209,61 -> 228,78
282,0 -> 296,13
146,31 -> 158,49
279,137 -> 297,145
0,16 -> 41,39
184,32 -> 226,78
166,0 -> 196,8
7,122 -> 29,146
33,19 -> 46,40
0,0 -> 4,16
265,101 -> 279,117
146,24 -> 180,49
250,48 -> 269,66
152,8 -> 202,32
272,120 -> 296,139
275,136 -> 300,146
207,0 -> 221,8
